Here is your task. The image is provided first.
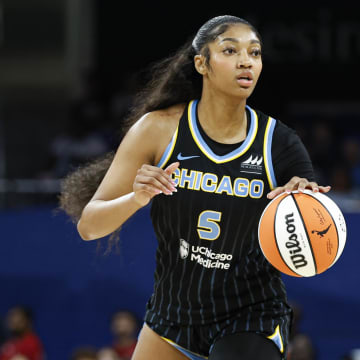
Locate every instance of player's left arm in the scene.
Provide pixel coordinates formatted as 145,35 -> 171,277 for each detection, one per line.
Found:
267,122 -> 331,199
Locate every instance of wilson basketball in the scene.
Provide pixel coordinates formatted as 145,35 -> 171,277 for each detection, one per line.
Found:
258,190 -> 347,277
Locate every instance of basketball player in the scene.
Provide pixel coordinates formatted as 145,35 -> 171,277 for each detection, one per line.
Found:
61,15 -> 331,360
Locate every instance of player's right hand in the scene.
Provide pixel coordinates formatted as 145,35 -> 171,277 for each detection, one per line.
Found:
133,162 -> 179,206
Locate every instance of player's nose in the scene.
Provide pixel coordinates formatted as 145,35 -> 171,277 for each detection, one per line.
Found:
236,50 -> 252,68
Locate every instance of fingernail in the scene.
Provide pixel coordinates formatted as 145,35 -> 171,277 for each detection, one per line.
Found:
299,188 -> 304,192
285,190 -> 291,194
314,188 -> 319,192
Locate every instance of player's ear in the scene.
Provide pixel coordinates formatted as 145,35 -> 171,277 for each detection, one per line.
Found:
194,55 -> 207,75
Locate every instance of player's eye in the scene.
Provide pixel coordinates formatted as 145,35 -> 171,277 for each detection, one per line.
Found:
251,49 -> 262,57
223,48 -> 237,55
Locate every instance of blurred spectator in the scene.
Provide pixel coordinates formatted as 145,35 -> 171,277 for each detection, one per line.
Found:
288,334 -> 315,360
70,346 -> 97,360
330,166 -> 352,192
48,99 -> 111,179
0,306 -> 44,360
97,347 -> 120,360
0,316 -> 6,346
342,349 -> 360,360
341,136 -> 360,191
307,122 -> 336,186
287,302 -> 316,360
39,67 -> 115,180
110,311 -> 139,360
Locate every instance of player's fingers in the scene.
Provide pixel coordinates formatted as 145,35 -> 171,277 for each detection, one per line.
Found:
267,187 -> 286,199
145,170 -> 177,193
267,178 -> 330,199
281,176 -> 301,193
306,181 -> 320,192
138,166 -> 176,193
318,185 -> 331,193
281,177 -> 308,193
165,161 -> 180,175
296,178 -> 310,192
267,176 -> 307,199
136,175 -> 174,195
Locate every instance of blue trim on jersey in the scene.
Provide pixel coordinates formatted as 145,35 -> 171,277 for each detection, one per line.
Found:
189,100 -> 258,164
157,127 -> 179,168
264,117 -> 277,189
162,337 -> 208,359
267,325 -> 284,353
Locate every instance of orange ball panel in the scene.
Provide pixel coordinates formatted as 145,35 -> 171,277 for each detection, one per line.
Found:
293,193 -> 338,274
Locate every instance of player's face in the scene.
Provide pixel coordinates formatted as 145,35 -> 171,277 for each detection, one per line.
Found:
205,24 -> 262,99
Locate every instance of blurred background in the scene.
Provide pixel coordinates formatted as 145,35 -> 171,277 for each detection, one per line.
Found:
0,1 -> 359,359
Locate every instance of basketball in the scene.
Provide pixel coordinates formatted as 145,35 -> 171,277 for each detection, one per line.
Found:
258,190 -> 347,277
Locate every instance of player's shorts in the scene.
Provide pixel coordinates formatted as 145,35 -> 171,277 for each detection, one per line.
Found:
145,307 -> 291,359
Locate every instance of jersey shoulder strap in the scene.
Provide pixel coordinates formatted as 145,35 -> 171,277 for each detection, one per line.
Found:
251,108 -> 278,189
156,105 -> 189,168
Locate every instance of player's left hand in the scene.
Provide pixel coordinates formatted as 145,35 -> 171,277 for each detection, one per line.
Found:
267,176 -> 331,200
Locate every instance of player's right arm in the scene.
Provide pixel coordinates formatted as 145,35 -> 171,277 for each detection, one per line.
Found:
77,107 -> 182,241
267,121 -> 330,199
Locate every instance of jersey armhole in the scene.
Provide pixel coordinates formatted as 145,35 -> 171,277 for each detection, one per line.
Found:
156,127 -> 179,168
263,117 -> 277,190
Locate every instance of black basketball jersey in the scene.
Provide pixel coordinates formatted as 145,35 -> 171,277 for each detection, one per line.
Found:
145,100 -> 293,328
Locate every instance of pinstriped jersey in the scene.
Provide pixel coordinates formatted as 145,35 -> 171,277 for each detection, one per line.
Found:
145,100 -> 292,327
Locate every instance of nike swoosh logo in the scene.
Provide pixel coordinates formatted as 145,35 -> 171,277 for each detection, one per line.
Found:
177,152 -> 200,161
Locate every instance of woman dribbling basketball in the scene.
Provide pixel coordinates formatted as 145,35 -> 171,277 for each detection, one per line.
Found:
60,15 -> 331,360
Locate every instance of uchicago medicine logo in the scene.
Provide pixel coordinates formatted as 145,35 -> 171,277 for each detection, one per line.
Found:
179,239 -> 232,270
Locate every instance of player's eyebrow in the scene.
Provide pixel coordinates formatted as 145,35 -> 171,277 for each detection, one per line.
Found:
219,38 -> 261,45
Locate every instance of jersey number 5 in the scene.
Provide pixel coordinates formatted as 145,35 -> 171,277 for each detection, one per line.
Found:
197,210 -> 222,241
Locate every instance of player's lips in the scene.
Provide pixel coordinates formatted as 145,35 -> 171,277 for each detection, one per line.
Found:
236,71 -> 254,87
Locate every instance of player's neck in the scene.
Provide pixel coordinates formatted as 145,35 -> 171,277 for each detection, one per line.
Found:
197,92 -> 248,144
